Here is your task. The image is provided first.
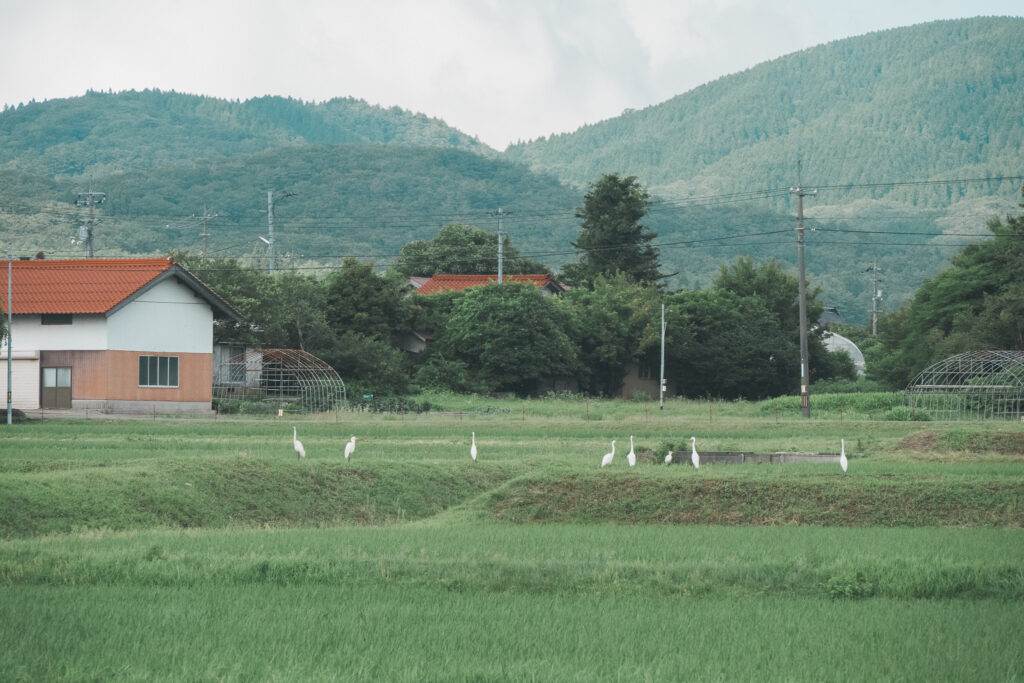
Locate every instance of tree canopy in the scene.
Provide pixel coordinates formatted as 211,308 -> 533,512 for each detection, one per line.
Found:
430,284 -> 576,395
394,223 -> 552,277
867,191 -> 1024,388
561,173 -> 662,288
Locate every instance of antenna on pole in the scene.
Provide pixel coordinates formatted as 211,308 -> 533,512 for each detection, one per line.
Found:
790,161 -> 817,419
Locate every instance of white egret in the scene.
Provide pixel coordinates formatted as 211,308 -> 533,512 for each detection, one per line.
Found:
840,438 -> 848,473
627,436 -> 637,467
471,432 -> 477,461
690,437 -> 700,469
293,426 -> 305,460
344,436 -> 357,460
665,451 -> 673,464
601,440 -> 616,468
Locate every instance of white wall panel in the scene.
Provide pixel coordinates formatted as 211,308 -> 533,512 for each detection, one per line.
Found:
0,357 -> 41,409
6,316 -> 107,351
107,278 -> 213,353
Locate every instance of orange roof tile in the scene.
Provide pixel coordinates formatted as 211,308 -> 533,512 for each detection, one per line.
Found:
0,258 -> 179,314
416,274 -> 560,295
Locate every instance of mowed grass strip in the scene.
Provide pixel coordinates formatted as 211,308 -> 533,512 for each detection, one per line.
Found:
485,473 -> 1024,527
0,459 -> 517,538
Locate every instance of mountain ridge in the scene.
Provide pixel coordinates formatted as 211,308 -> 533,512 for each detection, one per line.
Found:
0,16 -> 1021,327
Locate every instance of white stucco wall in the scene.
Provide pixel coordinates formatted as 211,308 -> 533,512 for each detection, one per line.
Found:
107,278 -> 214,353
5,315 -> 107,351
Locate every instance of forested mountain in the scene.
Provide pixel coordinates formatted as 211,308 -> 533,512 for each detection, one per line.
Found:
0,90 -> 495,178
0,17 -> 1020,327
506,17 -> 1023,208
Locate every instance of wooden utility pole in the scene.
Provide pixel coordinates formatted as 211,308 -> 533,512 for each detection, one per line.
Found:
790,170 -> 816,419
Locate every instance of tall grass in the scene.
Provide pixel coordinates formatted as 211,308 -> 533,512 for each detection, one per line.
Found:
2,585 -> 1021,681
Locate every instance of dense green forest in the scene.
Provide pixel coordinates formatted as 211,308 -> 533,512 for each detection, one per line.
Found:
0,17 -> 1020,326
0,90 -> 494,177
506,17 -> 1023,208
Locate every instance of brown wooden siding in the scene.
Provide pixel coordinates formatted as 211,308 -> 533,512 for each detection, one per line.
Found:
40,350 -> 212,403
106,351 -> 212,402
40,350 -> 108,399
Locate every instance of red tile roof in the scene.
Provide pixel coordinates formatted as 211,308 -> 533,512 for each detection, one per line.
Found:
0,257 -> 186,314
416,274 -> 562,295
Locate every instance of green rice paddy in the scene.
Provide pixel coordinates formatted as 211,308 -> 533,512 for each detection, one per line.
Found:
1,395 -> 1021,680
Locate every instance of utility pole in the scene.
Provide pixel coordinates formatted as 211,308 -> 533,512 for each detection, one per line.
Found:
866,262 -> 883,335
266,190 -> 295,274
75,191 -> 106,258
200,205 -> 218,257
490,208 -> 511,282
266,191 -> 275,274
497,208 -> 505,282
790,169 -> 816,419
659,303 -> 666,410
6,248 -> 12,425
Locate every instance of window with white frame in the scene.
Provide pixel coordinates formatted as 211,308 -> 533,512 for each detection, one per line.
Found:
139,356 -> 179,387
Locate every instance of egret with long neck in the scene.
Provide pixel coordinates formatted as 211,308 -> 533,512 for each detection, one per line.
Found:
601,440 -> 616,468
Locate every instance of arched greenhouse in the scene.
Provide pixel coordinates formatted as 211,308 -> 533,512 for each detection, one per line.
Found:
905,350 -> 1024,420
213,348 -> 346,413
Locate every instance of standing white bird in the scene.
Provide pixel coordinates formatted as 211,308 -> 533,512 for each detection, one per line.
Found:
601,440 -> 616,468
293,426 -> 305,460
690,436 -> 700,469
665,451 -> 673,464
344,436 -> 357,460
627,436 -> 637,467
470,432 -> 477,461
840,438 -> 848,473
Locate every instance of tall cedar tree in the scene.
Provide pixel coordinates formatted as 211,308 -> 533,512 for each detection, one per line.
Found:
562,174 -> 662,288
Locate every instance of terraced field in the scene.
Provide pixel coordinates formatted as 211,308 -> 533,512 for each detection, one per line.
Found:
1,396 -> 1022,680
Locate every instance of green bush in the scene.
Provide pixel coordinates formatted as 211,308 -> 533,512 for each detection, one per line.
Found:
824,572 -> 875,600
212,399 -> 279,415
883,405 -> 931,421
345,395 -> 432,414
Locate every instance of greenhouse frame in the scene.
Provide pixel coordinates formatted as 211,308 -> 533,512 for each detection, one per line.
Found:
905,350 -> 1024,420
213,348 -> 346,413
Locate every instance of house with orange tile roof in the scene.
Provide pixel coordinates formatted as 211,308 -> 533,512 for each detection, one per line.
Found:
414,274 -> 568,296
0,257 -> 239,414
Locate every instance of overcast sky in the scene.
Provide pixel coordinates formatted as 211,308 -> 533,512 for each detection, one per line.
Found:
2,0 -> 1021,149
